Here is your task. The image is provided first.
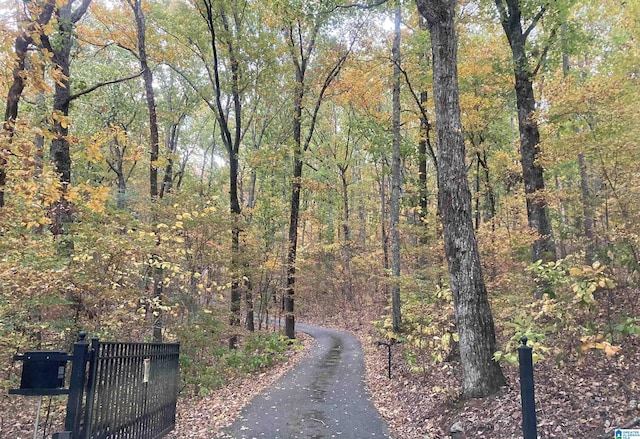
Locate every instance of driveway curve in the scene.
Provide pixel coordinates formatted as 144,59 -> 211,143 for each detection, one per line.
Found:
221,322 -> 391,439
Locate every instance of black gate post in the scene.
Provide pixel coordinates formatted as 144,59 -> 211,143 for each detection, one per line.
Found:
519,336 -> 537,439
64,331 -> 90,437
81,337 -> 100,437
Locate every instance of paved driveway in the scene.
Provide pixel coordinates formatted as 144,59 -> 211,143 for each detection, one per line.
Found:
221,322 -> 391,438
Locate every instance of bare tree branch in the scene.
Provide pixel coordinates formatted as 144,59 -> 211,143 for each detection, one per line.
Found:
523,5 -> 547,40
396,61 -> 437,165
71,0 -> 93,23
532,27 -> 557,76
331,0 -> 389,11
67,70 -> 144,103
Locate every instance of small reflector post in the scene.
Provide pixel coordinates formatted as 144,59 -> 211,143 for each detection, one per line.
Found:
143,358 -> 151,383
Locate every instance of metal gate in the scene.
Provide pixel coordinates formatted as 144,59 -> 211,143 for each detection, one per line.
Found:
62,332 -> 180,439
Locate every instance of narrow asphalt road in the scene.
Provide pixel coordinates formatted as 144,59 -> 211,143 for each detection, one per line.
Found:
221,322 -> 391,439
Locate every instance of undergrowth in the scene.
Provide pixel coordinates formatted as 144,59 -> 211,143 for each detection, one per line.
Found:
374,253 -> 640,378
177,312 -> 299,396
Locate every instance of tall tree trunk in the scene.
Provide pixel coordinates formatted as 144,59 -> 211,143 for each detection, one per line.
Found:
2,0 -> 56,208
496,0 -> 555,263
357,169 -> 367,249
282,15 -> 353,338
478,150 -> 496,228
117,172 -> 127,209
417,0 -> 506,399
340,167 -> 353,302
285,157 -> 302,339
106,131 -> 128,210
514,68 -> 554,262
390,0 -> 402,333
130,0 -> 162,342
199,1 -> 245,343
380,169 -> 390,273
578,151 -> 595,263
226,15 -> 245,342
417,16 -> 434,227
49,0 -> 92,187
131,0 -> 160,202
33,91 -> 46,179
175,155 -> 187,190
474,156 -> 481,230
562,43 -> 595,263
160,122 -> 180,198
248,168 -> 257,210
284,40 -> 307,339
45,0 -> 91,240
244,105 -> 274,329
418,89 -> 430,224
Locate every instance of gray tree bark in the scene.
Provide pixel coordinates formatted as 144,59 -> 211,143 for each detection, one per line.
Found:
390,0 -> 402,333
416,0 -> 506,399
495,0 -> 556,263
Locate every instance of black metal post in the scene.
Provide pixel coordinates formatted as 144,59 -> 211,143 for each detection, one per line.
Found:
519,336 -> 537,439
81,338 -> 99,438
64,331 -> 89,437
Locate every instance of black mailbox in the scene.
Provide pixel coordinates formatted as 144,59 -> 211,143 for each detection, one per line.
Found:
9,351 -> 70,396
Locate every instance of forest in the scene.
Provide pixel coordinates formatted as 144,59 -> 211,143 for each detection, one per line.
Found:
1,0 -> 639,437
